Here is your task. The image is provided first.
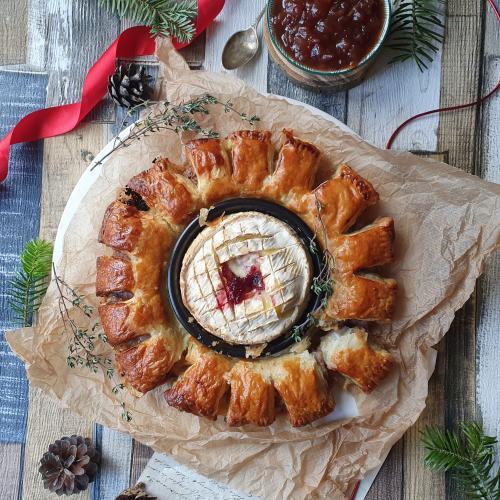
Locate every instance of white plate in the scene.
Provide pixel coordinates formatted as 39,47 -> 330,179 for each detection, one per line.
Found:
52,95 -> 384,499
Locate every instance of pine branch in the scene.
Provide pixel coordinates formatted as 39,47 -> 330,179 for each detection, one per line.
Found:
99,0 -> 197,42
8,239 -> 54,327
387,0 -> 445,71
421,423 -> 500,499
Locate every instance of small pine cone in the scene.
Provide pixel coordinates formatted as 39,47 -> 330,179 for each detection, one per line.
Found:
108,64 -> 153,108
38,435 -> 100,495
115,482 -> 157,500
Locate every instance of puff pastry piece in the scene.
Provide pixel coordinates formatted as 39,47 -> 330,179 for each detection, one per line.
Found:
97,192 -> 183,393
331,217 -> 395,273
269,351 -> 334,427
225,361 -> 276,427
295,164 -> 379,243
96,256 -> 135,297
319,327 -> 394,393
127,158 -> 199,228
264,129 -> 320,201
226,130 -> 272,193
164,341 -> 233,420
115,326 -> 185,394
185,138 -> 236,203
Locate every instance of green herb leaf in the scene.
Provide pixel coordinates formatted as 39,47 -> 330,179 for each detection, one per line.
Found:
421,422 -> 500,499
99,0 -> 197,42
8,239 -> 53,327
387,0 -> 445,72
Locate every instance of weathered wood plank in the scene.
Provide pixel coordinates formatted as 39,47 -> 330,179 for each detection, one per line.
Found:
437,1 -> 484,498
476,0 -> 500,462
398,152 -> 448,499
27,0 -> 119,122
267,59 -> 347,123
22,390 -> 93,500
365,439 -> 403,500
346,53 -> 442,150
0,70 -> 47,445
92,426 -> 133,499
22,124 -> 105,500
204,0 -> 268,93
0,443 -> 22,499
130,441 -> 154,487
0,0 -> 28,65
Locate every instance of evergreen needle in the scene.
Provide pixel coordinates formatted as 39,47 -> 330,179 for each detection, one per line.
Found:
99,0 -> 197,42
388,0 -> 445,71
8,239 -> 53,327
421,422 -> 500,499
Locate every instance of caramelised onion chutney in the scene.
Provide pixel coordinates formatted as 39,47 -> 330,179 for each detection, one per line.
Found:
270,0 -> 386,72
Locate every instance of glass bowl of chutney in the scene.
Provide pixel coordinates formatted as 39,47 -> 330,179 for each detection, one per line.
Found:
264,0 -> 391,91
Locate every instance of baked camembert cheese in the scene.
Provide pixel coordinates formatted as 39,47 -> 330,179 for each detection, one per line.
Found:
180,211 -> 312,345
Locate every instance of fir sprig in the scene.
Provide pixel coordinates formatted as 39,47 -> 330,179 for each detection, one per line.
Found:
54,268 -> 132,422
421,422 -> 500,499
387,0 -> 445,71
92,94 -> 260,170
8,239 -> 54,327
99,0 -> 197,42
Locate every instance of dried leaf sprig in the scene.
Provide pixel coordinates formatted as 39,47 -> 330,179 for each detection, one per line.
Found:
54,267 -> 132,422
92,94 -> 260,169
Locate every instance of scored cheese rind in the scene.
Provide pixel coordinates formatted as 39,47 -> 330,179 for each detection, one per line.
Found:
180,211 -> 312,345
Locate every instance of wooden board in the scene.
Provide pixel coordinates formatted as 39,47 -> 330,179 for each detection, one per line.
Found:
0,0 -> 499,498
0,0 -> 27,65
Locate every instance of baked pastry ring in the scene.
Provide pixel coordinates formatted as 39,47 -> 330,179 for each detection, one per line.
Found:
97,129 -> 397,426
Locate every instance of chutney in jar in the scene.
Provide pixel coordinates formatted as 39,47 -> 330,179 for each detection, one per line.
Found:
270,0 -> 385,72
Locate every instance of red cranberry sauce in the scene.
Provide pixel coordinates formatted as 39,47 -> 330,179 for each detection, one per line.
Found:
217,262 -> 265,309
270,0 -> 385,71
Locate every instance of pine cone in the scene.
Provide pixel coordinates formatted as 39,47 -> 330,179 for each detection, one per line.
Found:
108,64 -> 153,108
115,482 -> 157,500
38,435 -> 100,496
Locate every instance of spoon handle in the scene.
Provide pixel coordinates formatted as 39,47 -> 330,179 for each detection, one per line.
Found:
251,5 -> 267,29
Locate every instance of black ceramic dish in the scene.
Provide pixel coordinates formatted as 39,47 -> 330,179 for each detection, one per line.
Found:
166,198 -> 325,359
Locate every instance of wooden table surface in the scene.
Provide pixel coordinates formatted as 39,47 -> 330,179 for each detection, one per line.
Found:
0,1 -> 499,499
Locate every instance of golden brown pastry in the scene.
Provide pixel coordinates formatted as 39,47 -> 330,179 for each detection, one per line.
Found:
97,188 -> 184,393
226,130 -> 272,193
164,340 -> 233,420
319,327 -> 394,393
96,128 -> 398,426
269,351 -> 334,427
185,138 -> 236,203
264,129 -> 320,202
127,158 -> 199,228
225,361 -> 276,427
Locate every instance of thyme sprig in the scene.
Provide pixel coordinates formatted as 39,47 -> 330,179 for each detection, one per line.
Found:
291,199 -> 334,343
54,267 -> 132,422
93,94 -> 260,170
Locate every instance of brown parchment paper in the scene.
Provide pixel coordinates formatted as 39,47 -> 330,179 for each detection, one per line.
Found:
7,40 -> 500,499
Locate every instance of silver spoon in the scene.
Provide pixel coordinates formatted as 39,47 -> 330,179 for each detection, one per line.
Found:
222,6 -> 266,70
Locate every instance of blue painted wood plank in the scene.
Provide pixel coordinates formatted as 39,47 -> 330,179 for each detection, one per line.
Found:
0,69 -> 48,443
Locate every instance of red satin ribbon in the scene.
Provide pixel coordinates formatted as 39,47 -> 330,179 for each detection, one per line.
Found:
0,0 -> 224,182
